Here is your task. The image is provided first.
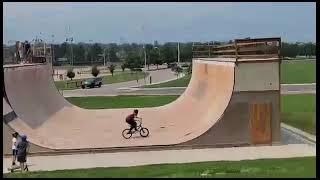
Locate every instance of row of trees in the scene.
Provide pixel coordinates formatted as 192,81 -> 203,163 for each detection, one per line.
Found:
4,41 -> 316,67
53,42 -> 193,69
280,42 -> 316,58
54,41 -> 315,64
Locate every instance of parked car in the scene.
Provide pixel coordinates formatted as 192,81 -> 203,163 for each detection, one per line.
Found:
81,77 -> 103,89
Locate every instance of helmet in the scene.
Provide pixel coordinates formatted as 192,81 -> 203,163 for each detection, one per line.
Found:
21,135 -> 27,141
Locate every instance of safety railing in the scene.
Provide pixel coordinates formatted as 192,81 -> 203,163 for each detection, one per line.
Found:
192,37 -> 281,61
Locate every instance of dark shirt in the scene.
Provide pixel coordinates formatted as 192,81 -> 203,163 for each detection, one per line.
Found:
17,141 -> 28,157
126,114 -> 135,122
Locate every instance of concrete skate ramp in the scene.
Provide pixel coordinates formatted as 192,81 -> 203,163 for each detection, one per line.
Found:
3,98 -> 53,154
4,60 -> 235,149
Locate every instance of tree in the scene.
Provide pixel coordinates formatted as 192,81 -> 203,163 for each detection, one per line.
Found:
67,68 -> 75,80
124,51 -> 143,73
91,65 -> 100,77
180,43 -> 193,62
149,48 -> 162,69
280,42 -> 299,58
145,44 -> 153,69
121,64 -> 126,72
108,64 -> 116,76
91,43 -> 102,62
109,43 -> 120,62
73,44 -> 85,64
161,43 -> 176,65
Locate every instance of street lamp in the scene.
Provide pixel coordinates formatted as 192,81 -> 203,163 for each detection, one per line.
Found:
66,37 -> 74,66
143,44 -> 147,71
177,42 -> 180,66
98,48 -> 108,67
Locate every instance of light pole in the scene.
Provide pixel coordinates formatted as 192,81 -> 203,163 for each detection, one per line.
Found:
103,48 -> 106,67
89,40 -> 93,65
100,48 -> 108,67
66,37 -> 74,66
177,42 -> 180,66
143,44 -> 147,71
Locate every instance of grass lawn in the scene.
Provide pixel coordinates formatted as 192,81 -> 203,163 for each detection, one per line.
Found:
144,61 -> 316,88
281,60 -> 316,84
281,94 -> 316,135
55,71 -> 148,90
66,95 -> 179,109
4,157 -> 315,178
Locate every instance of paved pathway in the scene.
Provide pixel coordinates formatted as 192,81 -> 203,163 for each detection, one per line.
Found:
3,143 -> 315,173
117,83 -> 316,96
63,81 -> 316,97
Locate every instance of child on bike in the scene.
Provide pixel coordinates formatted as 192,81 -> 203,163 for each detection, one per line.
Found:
125,109 -> 141,134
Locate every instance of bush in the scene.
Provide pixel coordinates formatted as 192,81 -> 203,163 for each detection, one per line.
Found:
66,69 -> 75,80
91,65 -> 100,77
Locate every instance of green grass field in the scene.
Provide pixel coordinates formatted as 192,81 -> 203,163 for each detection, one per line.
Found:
144,61 -> 316,88
281,60 -> 316,84
55,71 -> 147,90
67,95 -> 179,109
4,157 -> 315,178
281,94 -> 316,135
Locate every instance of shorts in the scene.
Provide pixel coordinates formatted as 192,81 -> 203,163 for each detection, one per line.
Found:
17,155 -> 26,163
12,149 -> 17,156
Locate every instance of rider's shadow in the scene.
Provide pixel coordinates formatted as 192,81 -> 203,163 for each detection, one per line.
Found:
130,134 -> 151,139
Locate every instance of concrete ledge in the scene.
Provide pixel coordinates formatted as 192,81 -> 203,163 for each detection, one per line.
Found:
281,123 -> 316,143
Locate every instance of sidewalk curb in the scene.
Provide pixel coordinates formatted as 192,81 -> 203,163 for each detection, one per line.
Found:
281,123 -> 316,143
281,83 -> 316,86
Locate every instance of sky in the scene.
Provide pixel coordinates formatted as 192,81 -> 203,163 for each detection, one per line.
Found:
3,2 -> 316,44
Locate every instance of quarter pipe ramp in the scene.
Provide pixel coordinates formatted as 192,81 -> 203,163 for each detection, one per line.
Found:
4,60 -> 235,150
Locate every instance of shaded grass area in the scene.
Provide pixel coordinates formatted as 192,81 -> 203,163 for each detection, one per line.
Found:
281,60 -> 316,84
281,94 -> 316,135
55,71 -> 147,90
66,95 -> 179,109
144,61 -> 316,88
4,157 -> 315,178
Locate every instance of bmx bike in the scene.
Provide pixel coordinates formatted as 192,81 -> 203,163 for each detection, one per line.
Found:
122,118 -> 149,139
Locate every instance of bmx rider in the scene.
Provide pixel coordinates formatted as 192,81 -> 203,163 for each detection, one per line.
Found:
125,109 -> 141,134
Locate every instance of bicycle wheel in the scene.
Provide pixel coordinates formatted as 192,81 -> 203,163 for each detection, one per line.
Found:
122,129 -> 132,139
140,127 -> 149,137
